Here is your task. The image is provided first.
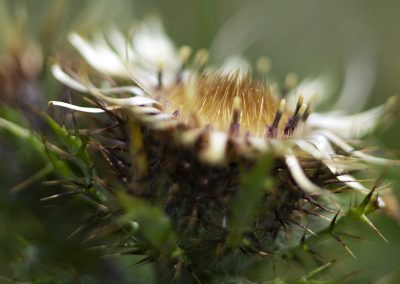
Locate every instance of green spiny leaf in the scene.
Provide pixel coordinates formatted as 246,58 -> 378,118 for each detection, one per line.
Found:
227,154 -> 273,248
118,192 -> 182,258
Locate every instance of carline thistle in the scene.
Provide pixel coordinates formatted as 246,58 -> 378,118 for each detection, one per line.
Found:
49,17 -> 399,279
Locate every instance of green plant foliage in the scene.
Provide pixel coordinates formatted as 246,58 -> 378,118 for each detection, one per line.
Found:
118,193 -> 181,256
227,154 -> 273,248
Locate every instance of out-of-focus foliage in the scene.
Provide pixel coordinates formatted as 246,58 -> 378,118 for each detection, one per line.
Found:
0,0 -> 400,283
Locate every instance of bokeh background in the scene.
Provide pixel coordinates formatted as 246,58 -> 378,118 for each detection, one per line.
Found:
0,0 -> 399,283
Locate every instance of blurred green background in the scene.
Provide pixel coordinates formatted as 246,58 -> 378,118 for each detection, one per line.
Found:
0,0 -> 399,283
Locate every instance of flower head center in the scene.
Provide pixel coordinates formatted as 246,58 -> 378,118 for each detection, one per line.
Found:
162,71 -> 292,138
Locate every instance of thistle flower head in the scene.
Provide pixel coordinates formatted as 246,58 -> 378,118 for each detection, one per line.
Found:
52,17 -> 397,188
50,17 -> 399,274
